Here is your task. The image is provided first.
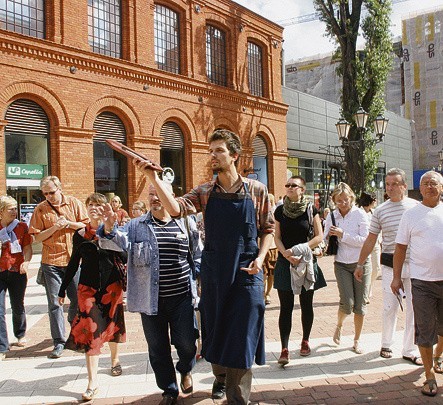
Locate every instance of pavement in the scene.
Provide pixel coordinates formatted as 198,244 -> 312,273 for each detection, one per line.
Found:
1,254 -> 440,404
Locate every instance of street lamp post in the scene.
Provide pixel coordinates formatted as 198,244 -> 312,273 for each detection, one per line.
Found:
335,107 -> 389,193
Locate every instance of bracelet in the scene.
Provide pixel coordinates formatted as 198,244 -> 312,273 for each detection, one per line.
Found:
356,263 -> 364,269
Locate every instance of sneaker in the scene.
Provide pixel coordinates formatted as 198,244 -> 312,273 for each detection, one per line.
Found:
48,344 -> 64,359
278,348 -> 289,365
0,352 -> 5,361
15,337 -> 27,347
300,340 -> 311,356
265,295 -> 271,305
211,380 -> 226,400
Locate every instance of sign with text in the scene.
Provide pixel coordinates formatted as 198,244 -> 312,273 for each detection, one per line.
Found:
6,164 -> 44,179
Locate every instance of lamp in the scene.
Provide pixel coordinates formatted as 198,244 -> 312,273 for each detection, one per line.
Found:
335,117 -> 351,141
374,114 -> 389,140
354,107 -> 369,129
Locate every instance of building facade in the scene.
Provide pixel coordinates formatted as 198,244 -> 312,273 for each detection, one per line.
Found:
0,0 -> 288,212
283,87 -> 413,207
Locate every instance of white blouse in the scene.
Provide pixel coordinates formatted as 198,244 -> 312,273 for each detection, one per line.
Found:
324,205 -> 370,264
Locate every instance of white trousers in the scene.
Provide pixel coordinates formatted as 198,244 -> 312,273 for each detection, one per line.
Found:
381,264 -> 418,358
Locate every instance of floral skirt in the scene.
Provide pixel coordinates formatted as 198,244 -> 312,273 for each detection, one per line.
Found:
65,281 -> 126,355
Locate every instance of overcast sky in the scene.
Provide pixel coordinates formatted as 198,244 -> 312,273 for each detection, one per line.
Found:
234,0 -> 443,62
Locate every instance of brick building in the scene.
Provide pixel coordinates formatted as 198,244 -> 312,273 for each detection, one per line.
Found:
0,0 -> 288,212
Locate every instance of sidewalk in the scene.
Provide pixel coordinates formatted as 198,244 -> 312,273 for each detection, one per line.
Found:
1,255 -> 439,404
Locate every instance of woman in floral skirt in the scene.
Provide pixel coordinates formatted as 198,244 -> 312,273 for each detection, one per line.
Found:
59,193 -> 126,401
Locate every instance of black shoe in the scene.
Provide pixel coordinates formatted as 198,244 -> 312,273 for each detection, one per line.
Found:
159,395 -> 177,405
48,344 -> 64,359
180,372 -> 193,394
211,380 -> 226,400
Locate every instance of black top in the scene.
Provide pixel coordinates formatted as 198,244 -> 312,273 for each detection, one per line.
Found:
274,204 -> 318,259
58,231 -> 127,298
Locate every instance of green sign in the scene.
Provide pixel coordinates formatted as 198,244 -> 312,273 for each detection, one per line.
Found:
6,164 -> 45,179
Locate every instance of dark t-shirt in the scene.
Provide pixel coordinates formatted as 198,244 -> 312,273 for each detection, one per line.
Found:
274,204 -> 318,258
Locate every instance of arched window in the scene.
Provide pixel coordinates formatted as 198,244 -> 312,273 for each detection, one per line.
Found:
436,20 -> 441,34
425,22 -> 432,39
160,121 -> 185,196
0,0 -> 45,38
4,99 -> 49,206
154,4 -> 180,74
93,112 -> 128,208
206,25 -> 227,87
247,41 -> 264,97
252,135 -> 268,187
88,0 -> 121,58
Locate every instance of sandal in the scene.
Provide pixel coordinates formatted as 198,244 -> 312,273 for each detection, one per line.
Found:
333,326 -> 341,345
380,347 -> 392,358
353,340 -> 363,355
434,357 -> 443,374
82,387 -> 99,401
111,364 -> 122,376
421,379 -> 438,397
402,355 -> 423,366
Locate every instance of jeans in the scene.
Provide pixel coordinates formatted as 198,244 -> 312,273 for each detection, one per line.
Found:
140,293 -> 197,398
0,271 -> 27,353
41,264 -> 78,346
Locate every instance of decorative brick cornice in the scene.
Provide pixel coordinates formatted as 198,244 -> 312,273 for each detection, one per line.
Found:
0,34 -> 288,116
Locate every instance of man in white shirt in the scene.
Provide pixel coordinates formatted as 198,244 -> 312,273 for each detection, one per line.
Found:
355,168 -> 420,364
392,171 -> 443,397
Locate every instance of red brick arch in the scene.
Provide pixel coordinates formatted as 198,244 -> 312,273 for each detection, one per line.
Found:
152,108 -> 196,146
82,96 -> 141,136
0,81 -> 69,127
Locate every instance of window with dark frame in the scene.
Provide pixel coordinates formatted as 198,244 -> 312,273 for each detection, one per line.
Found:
154,4 -> 180,74
88,0 -> 121,58
247,41 -> 264,97
206,25 -> 227,87
0,0 -> 45,39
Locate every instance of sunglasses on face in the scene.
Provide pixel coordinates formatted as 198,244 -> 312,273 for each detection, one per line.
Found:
43,189 -> 58,196
285,184 -> 302,189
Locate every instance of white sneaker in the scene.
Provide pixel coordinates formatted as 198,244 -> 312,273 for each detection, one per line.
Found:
0,352 -> 6,361
16,337 -> 27,347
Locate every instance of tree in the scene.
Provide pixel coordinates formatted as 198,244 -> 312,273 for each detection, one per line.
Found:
313,0 -> 393,193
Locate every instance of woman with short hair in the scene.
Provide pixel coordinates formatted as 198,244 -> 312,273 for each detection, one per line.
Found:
0,195 -> 32,359
324,183 -> 370,354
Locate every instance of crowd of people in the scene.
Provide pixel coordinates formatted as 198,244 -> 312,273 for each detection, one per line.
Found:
1,129 -> 443,401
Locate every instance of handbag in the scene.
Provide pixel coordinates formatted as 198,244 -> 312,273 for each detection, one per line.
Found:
326,211 -> 339,256
36,265 -> 45,286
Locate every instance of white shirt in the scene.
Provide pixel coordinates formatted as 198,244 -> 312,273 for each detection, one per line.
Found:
396,202 -> 443,281
324,205 -> 370,264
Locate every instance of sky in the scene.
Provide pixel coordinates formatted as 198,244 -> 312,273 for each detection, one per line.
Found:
234,0 -> 443,62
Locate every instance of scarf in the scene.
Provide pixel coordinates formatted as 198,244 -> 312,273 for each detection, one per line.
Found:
282,195 -> 308,219
83,224 -> 98,241
0,219 -> 22,253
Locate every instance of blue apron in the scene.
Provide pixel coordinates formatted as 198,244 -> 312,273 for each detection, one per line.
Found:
199,182 -> 266,369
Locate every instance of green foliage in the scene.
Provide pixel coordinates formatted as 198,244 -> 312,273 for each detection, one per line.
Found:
313,0 -> 393,194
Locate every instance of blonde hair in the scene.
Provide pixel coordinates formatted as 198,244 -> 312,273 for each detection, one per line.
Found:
111,195 -> 122,208
331,182 -> 356,205
132,201 -> 147,214
0,195 -> 18,216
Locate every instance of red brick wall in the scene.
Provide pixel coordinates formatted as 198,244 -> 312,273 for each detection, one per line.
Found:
0,0 -> 288,205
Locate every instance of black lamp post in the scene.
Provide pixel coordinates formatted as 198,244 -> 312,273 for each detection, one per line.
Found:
335,107 -> 389,192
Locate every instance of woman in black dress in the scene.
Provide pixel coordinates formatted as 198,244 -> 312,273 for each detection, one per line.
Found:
59,193 -> 126,401
273,176 -> 324,365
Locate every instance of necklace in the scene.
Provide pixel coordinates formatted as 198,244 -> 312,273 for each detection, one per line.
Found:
151,216 -> 171,227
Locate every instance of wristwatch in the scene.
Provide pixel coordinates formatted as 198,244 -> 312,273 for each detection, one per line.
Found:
356,263 -> 364,269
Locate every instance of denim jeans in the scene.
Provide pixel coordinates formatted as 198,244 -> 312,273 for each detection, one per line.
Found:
140,293 -> 197,398
41,264 -> 79,346
0,270 -> 27,353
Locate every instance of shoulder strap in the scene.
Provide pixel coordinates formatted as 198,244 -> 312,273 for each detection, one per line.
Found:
307,202 -> 314,227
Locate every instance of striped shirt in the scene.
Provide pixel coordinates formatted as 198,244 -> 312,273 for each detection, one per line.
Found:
369,197 -> 418,255
152,218 -> 190,298
176,176 -> 275,237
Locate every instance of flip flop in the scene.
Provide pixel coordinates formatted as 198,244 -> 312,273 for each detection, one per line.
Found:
380,348 -> 392,358
421,379 -> 438,397
402,355 -> 423,366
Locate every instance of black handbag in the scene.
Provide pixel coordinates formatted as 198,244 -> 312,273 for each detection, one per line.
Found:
326,211 -> 339,256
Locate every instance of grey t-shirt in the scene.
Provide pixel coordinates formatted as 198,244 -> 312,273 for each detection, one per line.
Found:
369,197 -> 418,255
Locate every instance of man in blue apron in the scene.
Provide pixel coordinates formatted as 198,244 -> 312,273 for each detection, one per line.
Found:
138,129 -> 275,404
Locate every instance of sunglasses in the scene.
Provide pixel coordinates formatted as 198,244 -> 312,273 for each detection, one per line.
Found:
285,184 -> 302,189
43,189 -> 58,196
